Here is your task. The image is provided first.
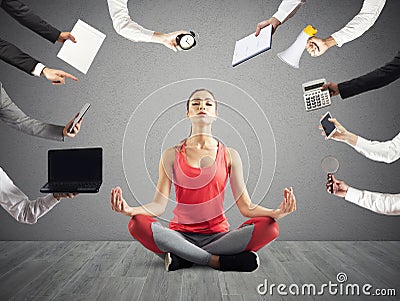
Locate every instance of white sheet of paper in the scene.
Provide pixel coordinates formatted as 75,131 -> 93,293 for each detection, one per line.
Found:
232,25 -> 272,67
57,20 -> 106,74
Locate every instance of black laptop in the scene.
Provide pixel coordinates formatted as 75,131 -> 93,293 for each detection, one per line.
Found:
40,147 -> 102,193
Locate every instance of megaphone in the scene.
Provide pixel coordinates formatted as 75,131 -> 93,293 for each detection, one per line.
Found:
277,25 -> 317,68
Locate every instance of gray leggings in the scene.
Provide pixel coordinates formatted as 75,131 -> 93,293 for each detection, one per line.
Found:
151,222 -> 255,265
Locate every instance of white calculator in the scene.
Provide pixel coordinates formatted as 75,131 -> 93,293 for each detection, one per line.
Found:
302,78 -> 331,111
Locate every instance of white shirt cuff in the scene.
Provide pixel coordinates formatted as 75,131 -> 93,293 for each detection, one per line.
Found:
44,194 -> 61,207
272,11 -> 287,24
141,29 -> 155,42
345,187 -> 362,203
272,0 -> 303,23
32,63 -> 46,77
330,33 -> 342,47
353,136 -> 369,153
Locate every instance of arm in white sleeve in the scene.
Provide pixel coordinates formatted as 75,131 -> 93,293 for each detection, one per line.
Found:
353,132 -> 400,164
331,0 -> 386,47
272,0 -> 304,23
107,0 -> 154,42
345,187 -> 400,215
0,167 -> 60,224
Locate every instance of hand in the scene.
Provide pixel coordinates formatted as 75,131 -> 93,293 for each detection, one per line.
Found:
273,187 -> 296,219
63,113 -> 83,138
57,32 -> 76,44
255,17 -> 281,36
319,117 -> 358,145
41,68 -> 78,85
321,82 -> 339,97
306,36 -> 337,57
152,30 -> 189,52
326,174 -> 349,198
110,187 -> 134,217
53,192 -> 78,201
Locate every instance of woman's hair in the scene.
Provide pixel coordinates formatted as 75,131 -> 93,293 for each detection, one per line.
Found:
186,89 -> 217,112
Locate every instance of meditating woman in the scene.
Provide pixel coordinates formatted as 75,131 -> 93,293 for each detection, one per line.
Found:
110,89 -> 296,272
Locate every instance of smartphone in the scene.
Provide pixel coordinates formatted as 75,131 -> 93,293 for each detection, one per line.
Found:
68,103 -> 90,133
320,111 -> 336,139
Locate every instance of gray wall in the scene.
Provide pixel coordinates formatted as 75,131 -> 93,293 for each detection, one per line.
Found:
0,0 -> 399,240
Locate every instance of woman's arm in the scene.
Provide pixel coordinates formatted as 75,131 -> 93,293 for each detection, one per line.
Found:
228,148 -> 296,219
110,148 -> 174,217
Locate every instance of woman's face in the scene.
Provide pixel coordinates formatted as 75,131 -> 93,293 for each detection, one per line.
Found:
187,90 -> 217,123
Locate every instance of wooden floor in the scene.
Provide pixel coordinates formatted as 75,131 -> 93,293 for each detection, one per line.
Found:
0,241 -> 398,301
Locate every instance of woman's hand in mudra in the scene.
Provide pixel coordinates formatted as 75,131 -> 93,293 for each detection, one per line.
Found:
273,187 -> 297,219
110,187 -> 134,217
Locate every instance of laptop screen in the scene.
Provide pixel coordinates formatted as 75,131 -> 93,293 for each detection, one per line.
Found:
48,148 -> 102,183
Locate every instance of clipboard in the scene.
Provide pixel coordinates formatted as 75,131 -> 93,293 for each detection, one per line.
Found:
57,20 -> 106,74
232,25 -> 272,67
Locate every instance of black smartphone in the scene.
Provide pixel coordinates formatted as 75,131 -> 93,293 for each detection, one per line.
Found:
69,103 -> 90,133
320,111 -> 336,139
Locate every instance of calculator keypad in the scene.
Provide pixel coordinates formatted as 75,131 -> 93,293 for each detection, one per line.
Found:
304,90 -> 331,111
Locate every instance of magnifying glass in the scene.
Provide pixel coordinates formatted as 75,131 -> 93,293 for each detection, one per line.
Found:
321,156 -> 339,193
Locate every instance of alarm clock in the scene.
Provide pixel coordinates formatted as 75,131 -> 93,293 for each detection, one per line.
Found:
176,31 -> 196,50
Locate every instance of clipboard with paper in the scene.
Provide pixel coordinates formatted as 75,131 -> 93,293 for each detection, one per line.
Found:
57,20 -> 106,74
232,25 -> 272,67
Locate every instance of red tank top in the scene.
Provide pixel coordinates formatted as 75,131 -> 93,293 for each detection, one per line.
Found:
169,142 -> 230,233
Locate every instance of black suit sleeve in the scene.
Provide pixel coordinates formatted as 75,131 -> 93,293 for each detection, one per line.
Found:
0,37 -> 38,74
338,51 -> 400,99
1,0 -> 61,43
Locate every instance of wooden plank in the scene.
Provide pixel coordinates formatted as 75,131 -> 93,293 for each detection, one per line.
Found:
0,241 -> 43,276
354,241 -> 400,270
61,241 -> 106,257
54,275 -> 110,299
96,276 -> 146,301
138,255 -> 183,301
30,241 -> 78,260
13,241 -> 105,300
0,260 -> 51,300
112,242 -> 154,278
222,295 -> 244,301
322,242 -> 399,288
182,266 -> 223,301
52,242 -> 132,299
0,241 -> 24,254
47,293 -> 96,301
91,241 -> 131,260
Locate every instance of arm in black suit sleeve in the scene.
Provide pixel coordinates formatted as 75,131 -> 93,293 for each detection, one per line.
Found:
0,37 -> 38,74
1,0 -> 61,43
338,51 -> 400,99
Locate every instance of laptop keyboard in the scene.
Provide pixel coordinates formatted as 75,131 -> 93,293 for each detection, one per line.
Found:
48,182 -> 99,189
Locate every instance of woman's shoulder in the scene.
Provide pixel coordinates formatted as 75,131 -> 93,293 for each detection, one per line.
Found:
162,142 -> 187,160
224,146 -> 240,168
223,145 -> 239,155
160,146 -> 179,165
163,145 -> 182,155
